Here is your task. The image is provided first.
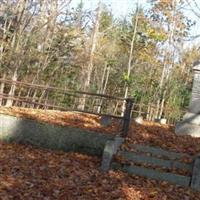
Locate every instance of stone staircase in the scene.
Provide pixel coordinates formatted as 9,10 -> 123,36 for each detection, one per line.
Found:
101,139 -> 200,191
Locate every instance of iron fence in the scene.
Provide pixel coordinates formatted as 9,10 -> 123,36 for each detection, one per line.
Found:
0,79 -> 134,137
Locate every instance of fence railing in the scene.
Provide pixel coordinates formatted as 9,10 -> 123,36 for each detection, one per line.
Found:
0,79 -> 134,137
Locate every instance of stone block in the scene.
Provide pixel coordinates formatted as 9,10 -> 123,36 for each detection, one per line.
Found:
160,118 -> 167,124
100,136 -> 124,172
135,116 -> 143,124
182,112 -> 200,125
188,98 -> 200,114
175,121 -> 200,137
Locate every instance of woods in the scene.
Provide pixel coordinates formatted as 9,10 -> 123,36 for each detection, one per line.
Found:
0,0 -> 200,123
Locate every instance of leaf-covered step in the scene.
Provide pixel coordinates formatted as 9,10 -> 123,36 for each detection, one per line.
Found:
111,162 -> 191,187
129,144 -> 190,160
118,150 -> 192,172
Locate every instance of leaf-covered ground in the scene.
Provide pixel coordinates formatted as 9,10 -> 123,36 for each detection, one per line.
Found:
0,142 -> 199,200
1,107 -> 200,199
126,121 -> 200,156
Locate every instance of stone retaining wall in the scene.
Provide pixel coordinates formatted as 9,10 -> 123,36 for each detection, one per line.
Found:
0,114 -> 114,155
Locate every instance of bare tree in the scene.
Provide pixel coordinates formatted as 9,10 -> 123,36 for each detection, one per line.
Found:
78,0 -> 102,110
121,1 -> 139,115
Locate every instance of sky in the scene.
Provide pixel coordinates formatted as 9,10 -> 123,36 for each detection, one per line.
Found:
70,0 -> 146,18
70,0 -> 200,47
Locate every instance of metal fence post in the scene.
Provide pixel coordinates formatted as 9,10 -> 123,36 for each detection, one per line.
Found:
121,98 -> 133,137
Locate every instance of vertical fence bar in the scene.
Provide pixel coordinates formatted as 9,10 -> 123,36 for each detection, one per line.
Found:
121,98 -> 134,137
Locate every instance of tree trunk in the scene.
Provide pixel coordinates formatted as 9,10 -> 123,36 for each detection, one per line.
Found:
0,73 -> 6,106
5,67 -> 19,107
78,1 -> 101,110
155,0 -> 177,120
121,1 -> 139,115
96,65 -> 110,113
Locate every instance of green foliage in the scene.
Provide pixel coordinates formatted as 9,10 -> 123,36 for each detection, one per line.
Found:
0,0 -> 198,123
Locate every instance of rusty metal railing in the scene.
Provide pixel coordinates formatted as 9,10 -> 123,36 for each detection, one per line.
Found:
0,79 -> 134,137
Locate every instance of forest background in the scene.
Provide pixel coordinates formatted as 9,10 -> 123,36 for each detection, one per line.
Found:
1,0 -> 200,123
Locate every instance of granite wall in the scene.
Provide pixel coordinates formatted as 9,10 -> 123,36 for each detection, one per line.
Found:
0,114 -> 114,155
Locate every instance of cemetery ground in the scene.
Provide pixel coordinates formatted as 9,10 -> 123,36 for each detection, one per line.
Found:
1,107 -> 200,199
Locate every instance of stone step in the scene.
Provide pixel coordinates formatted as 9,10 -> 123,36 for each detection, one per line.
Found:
111,162 -> 191,187
118,150 -> 192,172
129,144 -> 190,160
